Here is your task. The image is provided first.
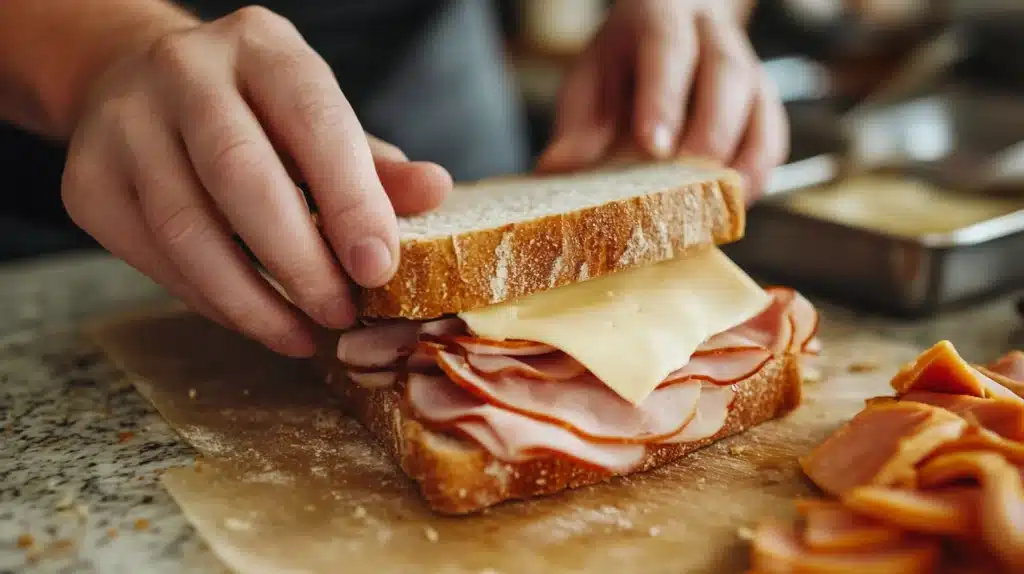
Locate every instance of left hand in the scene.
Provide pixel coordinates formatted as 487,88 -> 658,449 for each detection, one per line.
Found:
536,0 -> 787,201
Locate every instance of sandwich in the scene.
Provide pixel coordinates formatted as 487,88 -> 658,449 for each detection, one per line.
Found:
319,160 -> 820,514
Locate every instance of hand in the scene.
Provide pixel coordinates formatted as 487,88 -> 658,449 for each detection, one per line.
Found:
537,0 -> 787,201
61,6 -> 452,357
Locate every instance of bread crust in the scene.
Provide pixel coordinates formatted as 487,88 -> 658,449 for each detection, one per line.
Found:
323,353 -> 802,515
356,164 -> 746,319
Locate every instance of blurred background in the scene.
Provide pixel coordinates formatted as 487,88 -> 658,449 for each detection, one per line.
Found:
499,0 -> 1024,161
499,0 -> 1024,316
1,0 -> 1021,316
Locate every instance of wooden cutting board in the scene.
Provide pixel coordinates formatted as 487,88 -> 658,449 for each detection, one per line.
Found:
88,309 -> 924,574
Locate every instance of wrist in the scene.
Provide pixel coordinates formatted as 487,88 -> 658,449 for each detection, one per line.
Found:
0,1 -> 200,138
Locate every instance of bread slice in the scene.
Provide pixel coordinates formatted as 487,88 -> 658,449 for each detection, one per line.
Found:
321,353 -> 802,515
357,160 -> 745,319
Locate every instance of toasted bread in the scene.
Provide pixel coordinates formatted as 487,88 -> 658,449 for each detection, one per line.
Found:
357,160 -> 745,319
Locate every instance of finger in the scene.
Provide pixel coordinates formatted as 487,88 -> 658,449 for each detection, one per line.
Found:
632,17 -> 699,159
366,134 -> 452,215
237,31 -> 400,289
536,40 -> 621,173
153,41 -> 356,331
731,77 -> 790,203
115,95 -> 319,357
677,15 -> 759,163
61,134 -> 234,331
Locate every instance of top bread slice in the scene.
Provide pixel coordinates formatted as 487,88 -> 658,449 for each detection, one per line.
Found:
357,160 -> 747,319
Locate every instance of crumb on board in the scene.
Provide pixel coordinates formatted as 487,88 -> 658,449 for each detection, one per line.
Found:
424,526 -> 440,542
457,488 -> 468,499
535,478 -> 546,485
118,431 -> 134,443
728,445 -> 750,456
801,367 -> 823,384
648,526 -> 661,537
352,506 -> 367,519
134,519 -> 149,531
52,539 -> 73,551
17,534 -> 34,549
107,528 -> 118,539
847,360 -> 880,373
55,491 -> 74,511
305,504 -> 316,512
737,526 -> 756,541
188,388 -> 197,399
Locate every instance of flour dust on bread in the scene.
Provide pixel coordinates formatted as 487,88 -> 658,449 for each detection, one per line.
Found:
357,160 -> 745,319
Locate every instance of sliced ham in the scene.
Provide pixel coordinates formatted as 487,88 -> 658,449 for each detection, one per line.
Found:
986,350 -> 1024,385
917,451 -> 1024,570
336,321 -> 421,368
663,348 -> 772,387
799,401 -> 967,497
841,486 -> 980,537
463,352 -> 587,381
450,337 -> 556,356
928,429 -> 1024,465
900,391 -> 1024,441
433,350 -> 703,443
406,374 -> 645,472
890,341 -> 1024,404
795,498 -> 905,552
749,520 -> 940,574
658,384 -> 734,444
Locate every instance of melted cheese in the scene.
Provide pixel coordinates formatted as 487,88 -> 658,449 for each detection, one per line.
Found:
458,247 -> 771,404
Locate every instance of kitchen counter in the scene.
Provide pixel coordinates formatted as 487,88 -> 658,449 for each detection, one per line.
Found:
0,251 -> 1021,573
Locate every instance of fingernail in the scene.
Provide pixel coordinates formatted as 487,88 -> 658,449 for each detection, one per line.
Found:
652,124 -> 674,158
344,236 -> 394,287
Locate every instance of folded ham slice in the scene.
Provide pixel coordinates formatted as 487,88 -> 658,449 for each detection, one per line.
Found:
841,486 -> 980,537
749,521 -> 940,574
795,498 -> 905,552
917,451 -> 1024,571
800,401 -> 967,497
431,350 -> 703,442
406,374 -> 646,472
890,341 -> 1023,404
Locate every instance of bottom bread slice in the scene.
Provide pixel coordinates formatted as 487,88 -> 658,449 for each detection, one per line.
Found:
324,353 -> 803,514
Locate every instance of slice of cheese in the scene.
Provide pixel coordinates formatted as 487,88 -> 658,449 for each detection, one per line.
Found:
459,247 -> 772,405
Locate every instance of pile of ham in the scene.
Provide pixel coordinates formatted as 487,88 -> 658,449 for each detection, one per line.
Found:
336,287 -> 819,473
749,342 -> 1024,574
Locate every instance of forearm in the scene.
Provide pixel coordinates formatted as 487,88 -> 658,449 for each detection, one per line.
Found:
0,0 -> 198,138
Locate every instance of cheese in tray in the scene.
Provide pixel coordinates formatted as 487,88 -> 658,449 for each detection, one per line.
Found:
322,160 -> 821,514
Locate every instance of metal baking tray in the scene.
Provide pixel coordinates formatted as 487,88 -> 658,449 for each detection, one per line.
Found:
724,202 -> 1024,317
726,90 -> 1024,317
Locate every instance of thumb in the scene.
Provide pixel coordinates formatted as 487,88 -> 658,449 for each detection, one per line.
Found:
365,134 -> 452,216
536,47 -> 620,173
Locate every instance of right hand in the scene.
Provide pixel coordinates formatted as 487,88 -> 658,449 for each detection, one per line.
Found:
61,6 -> 453,357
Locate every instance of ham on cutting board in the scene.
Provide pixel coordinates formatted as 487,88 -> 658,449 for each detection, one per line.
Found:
750,342 -> 1024,574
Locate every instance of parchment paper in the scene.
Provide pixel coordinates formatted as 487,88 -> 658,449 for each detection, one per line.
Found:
88,308 -> 922,574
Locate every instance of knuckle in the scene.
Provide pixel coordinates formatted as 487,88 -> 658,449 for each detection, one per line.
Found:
230,5 -> 298,40
288,80 -> 347,134
151,203 -> 216,249
146,32 -> 197,77
203,126 -> 263,187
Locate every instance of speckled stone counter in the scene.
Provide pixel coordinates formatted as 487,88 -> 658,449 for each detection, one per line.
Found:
0,251 -> 1021,573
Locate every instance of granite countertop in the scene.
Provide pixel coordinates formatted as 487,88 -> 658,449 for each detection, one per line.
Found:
0,251 -> 1021,573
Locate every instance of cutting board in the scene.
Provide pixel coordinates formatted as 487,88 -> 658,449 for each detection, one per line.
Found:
88,309 -> 923,574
